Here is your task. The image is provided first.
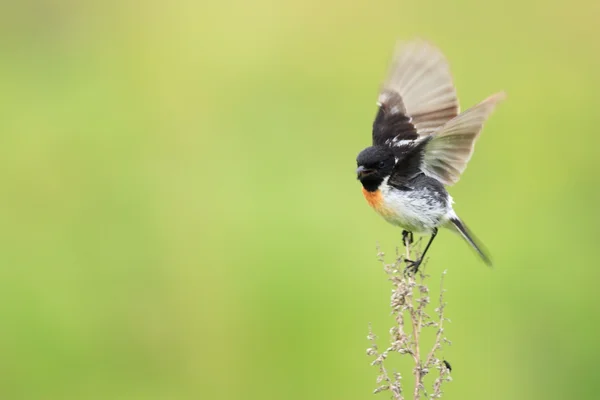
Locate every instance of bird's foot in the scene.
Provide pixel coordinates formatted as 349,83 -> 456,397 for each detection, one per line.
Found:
402,230 -> 414,247
403,258 -> 422,276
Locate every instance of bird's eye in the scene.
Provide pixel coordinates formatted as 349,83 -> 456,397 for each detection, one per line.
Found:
378,161 -> 385,168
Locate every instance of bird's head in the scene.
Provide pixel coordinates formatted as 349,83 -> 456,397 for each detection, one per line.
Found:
356,146 -> 395,191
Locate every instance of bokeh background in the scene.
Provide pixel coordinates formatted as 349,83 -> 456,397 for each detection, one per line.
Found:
1,0 -> 599,399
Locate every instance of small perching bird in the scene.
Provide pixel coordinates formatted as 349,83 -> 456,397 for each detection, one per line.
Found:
356,40 -> 505,272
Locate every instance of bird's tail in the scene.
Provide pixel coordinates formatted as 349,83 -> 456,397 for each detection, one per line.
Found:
447,216 -> 492,266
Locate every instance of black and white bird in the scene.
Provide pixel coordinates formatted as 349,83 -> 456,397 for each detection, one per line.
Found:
356,40 -> 505,271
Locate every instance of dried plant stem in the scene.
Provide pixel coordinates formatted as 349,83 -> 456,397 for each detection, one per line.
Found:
408,279 -> 422,400
425,273 -> 447,368
368,240 -> 452,399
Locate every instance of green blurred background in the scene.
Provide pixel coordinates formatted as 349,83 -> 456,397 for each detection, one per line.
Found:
0,0 -> 599,399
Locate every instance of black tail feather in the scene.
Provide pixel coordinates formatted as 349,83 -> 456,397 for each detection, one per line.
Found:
449,217 -> 492,266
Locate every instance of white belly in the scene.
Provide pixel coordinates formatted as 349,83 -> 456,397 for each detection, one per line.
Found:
378,181 -> 451,233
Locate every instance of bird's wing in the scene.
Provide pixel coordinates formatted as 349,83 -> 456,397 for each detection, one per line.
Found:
420,92 -> 506,186
373,40 -> 459,147
387,140 -> 430,190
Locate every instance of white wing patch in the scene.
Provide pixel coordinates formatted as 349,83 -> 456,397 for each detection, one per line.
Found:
385,138 -> 418,148
421,92 -> 506,186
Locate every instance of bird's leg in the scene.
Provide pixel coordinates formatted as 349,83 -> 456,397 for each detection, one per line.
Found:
402,230 -> 413,247
405,228 -> 438,275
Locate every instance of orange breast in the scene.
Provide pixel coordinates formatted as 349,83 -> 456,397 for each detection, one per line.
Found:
362,188 -> 383,209
362,188 -> 395,219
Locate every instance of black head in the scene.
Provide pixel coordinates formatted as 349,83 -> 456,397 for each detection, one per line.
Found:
356,146 -> 395,192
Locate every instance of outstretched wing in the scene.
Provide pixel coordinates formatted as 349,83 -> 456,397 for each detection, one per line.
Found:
373,40 -> 459,147
420,92 -> 506,186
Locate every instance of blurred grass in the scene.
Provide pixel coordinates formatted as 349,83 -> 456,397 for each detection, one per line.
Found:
0,0 -> 599,399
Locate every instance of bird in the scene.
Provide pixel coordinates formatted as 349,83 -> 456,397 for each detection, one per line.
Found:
356,40 -> 505,272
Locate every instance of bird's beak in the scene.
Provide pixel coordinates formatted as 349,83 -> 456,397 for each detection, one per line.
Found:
356,165 -> 373,179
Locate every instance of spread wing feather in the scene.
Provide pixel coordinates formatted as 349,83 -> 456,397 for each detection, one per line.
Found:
373,40 -> 459,146
421,92 -> 506,186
